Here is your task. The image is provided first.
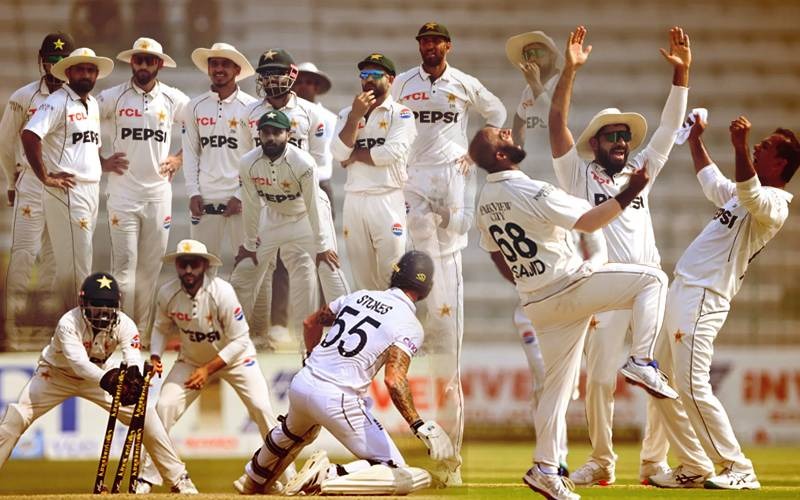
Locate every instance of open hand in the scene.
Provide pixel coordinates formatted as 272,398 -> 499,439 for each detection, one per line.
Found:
565,26 -> 592,68
660,26 -> 691,69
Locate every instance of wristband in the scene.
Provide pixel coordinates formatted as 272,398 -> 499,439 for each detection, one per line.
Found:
410,419 -> 424,432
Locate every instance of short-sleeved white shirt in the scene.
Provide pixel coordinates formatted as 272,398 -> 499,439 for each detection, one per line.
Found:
305,288 -> 424,395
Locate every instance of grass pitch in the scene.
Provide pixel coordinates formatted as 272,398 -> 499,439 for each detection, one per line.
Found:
0,442 -> 798,498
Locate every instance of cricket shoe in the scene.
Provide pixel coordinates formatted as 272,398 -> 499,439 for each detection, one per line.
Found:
233,473 -> 284,495
639,460 -> 670,485
648,464 -> 708,488
283,450 -> 330,496
704,467 -> 761,490
133,478 -> 153,494
619,358 -> 678,399
523,465 -> 580,500
171,472 -> 199,494
569,461 -> 615,486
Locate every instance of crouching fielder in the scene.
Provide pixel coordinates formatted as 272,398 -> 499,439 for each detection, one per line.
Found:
234,250 -> 453,495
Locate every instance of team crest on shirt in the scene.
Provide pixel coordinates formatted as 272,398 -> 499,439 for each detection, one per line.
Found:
234,306 -> 244,321
315,123 -> 325,137
391,223 -> 403,236
399,108 -> 413,119
163,215 -> 172,229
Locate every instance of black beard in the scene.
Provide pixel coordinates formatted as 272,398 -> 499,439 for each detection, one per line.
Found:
262,142 -> 287,159
595,147 -> 628,174
69,78 -> 95,94
501,145 -> 527,164
134,69 -> 156,87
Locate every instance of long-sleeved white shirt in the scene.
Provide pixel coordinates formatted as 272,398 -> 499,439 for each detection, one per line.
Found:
675,166 -> 792,301
181,87 -> 257,202
392,64 -> 506,167
239,143 -> 334,253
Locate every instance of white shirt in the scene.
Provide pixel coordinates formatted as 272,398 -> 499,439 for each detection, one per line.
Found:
477,169 -> 589,297
98,79 -> 189,201
392,64 -> 506,167
239,143 -> 333,253
24,85 -> 102,183
150,276 -> 255,366
515,77 -> 558,177
315,102 -> 338,182
305,288 -> 424,395
675,166 -> 792,301
182,87 -> 257,202
553,85 -> 688,267
0,79 -> 55,190
331,95 -> 417,194
39,308 -> 141,384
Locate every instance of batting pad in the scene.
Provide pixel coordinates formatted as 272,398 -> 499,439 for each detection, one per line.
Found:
320,465 -> 431,495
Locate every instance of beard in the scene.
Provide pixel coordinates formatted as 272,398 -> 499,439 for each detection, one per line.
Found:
134,68 -> 157,87
361,81 -> 386,99
261,141 -> 287,159
500,145 -> 527,165
69,78 -> 96,94
595,146 -> 629,173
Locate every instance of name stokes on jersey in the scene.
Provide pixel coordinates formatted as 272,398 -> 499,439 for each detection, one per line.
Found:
356,294 -> 393,315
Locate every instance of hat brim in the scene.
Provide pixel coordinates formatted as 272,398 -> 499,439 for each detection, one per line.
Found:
505,31 -> 563,71
191,48 -> 255,82
415,31 -> 450,41
117,48 -> 177,68
297,69 -> 331,94
576,112 -> 648,161
51,55 -> 114,82
163,251 -> 223,267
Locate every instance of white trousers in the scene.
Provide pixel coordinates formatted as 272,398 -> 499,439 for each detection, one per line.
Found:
0,362 -> 187,483
652,279 -> 750,474
107,193 -> 171,332
43,182 -> 99,310
189,201 -> 243,267
522,262 -> 668,467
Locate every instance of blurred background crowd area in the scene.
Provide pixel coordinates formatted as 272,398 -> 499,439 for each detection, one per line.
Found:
0,0 -> 798,351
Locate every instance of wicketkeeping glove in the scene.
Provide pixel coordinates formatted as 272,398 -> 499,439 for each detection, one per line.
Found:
411,419 -> 454,461
100,365 -> 144,406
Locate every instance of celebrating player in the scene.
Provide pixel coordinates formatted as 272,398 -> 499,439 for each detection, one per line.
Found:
0,273 -> 198,493
647,116 -> 799,489
97,37 -> 189,334
470,126 -> 677,500
548,25 -> 690,485
134,239 -> 289,493
234,250 -> 453,496
391,22 -> 507,481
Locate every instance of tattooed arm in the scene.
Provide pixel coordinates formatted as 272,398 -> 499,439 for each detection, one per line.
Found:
383,345 -> 421,426
302,305 -> 336,354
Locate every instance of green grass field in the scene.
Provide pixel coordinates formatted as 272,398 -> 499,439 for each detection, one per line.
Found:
1,442 -> 798,498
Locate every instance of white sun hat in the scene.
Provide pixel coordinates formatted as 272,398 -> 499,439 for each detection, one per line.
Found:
117,37 -> 176,68
51,47 -> 114,82
576,108 -> 648,161
163,239 -> 222,267
191,42 -> 255,82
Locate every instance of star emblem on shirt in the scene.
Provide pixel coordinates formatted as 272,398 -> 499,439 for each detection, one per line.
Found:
228,118 -> 238,129
21,205 -> 32,217
589,316 -> 599,331
343,227 -> 349,238
53,38 -> 65,50
290,119 -> 298,129
96,275 -> 113,289
157,110 -> 167,122
447,93 -> 457,104
378,120 -> 388,130
263,49 -> 277,60
78,217 -> 89,230
439,304 -> 452,317
674,330 -> 685,343
110,214 -> 120,226
39,369 -> 51,380
281,180 -> 291,189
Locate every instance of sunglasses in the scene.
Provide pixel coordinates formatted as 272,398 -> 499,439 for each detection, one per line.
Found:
599,130 -> 632,143
43,55 -> 64,64
176,256 -> 206,269
359,69 -> 386,80
523,48 -> 549,60
131,54 -> 161,65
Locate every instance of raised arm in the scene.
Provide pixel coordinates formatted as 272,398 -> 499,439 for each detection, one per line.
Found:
574,162 -> 649,232
686,114 -> 713,174
549,26 -> 592,159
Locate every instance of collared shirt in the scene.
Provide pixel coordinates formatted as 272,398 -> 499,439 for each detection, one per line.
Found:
675,166 -> 793,301
477,169 -> 588,296
39,308 -> 141,384
98,79 -> 189,201
182,87 -> 257,202
24,85 -> 102,183
331,95 -> 417,194
305,288 -> 424,395
239,143 -> 333,252
150,276 -> 255,366
553,85 -> 689,267
0,79 -> 55,190
392,64 -> 506,167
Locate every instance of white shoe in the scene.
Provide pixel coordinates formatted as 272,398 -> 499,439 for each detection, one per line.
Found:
619,358 -> 678,399
639,461 -> 670,485
233,473 -> 284,495
648,464 -> 708,488
444,467 -> 462,486
523,465 -> 580,500
133,478 -> 153,494
704,468 -> 761,490
569,461 -> 615,486
283,450 -> 330,496
170,472 -> 199,494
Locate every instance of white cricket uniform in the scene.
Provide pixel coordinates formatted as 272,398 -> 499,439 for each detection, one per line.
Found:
230,144 -> 349,334
0,79 -> 57,310
98,80 -> 189,331
314,102 -> 337,183
515,77 -> 560,179
476,169 -> 668,468
182,87 -> 257,262
653,167 -> 792,476
553,84 -> 687,468
138,275 -> 281,486
331,95 -> 416,290
23,85 -> 102,310
0,308 -> 189,483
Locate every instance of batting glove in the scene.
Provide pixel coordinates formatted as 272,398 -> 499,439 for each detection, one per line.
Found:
411,419 -> 454,461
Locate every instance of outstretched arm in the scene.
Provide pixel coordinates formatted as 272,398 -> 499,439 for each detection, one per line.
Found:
549,26 -> 592,159
687,113 -> 713,174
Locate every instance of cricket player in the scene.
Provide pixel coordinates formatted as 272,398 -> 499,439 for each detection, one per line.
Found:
97,37 -> 189,333
392,22 -> 507,482
183,42 -> 256,264
647,116 -> 799,490
1,32 -> 73,321
231,110 -> 348,343
470,127 -> 677,500
21,47 -> 114,311
0,273 -> 198,494
549,26 -> 690,485
234,250 -> 453,496
135,239 -> 289,493
332,53 -> 416,290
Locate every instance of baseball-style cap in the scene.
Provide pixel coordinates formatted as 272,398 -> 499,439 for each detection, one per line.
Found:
40,32 -> 75,57
357,53 -> 396,76
257,110 -> 291,130
256,48 -> 296,74
415,22 -> 450,41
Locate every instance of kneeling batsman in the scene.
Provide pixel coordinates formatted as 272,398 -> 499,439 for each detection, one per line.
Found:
234,250 -> 454,495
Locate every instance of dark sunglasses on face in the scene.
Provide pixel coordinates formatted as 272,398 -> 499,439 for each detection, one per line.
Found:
131,54 -> 160,65
176,256 -> 205,269
359,69 -> 386,80
523,48 -> 549,60
43,55 -> 64,64
599,130 -> 632,143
